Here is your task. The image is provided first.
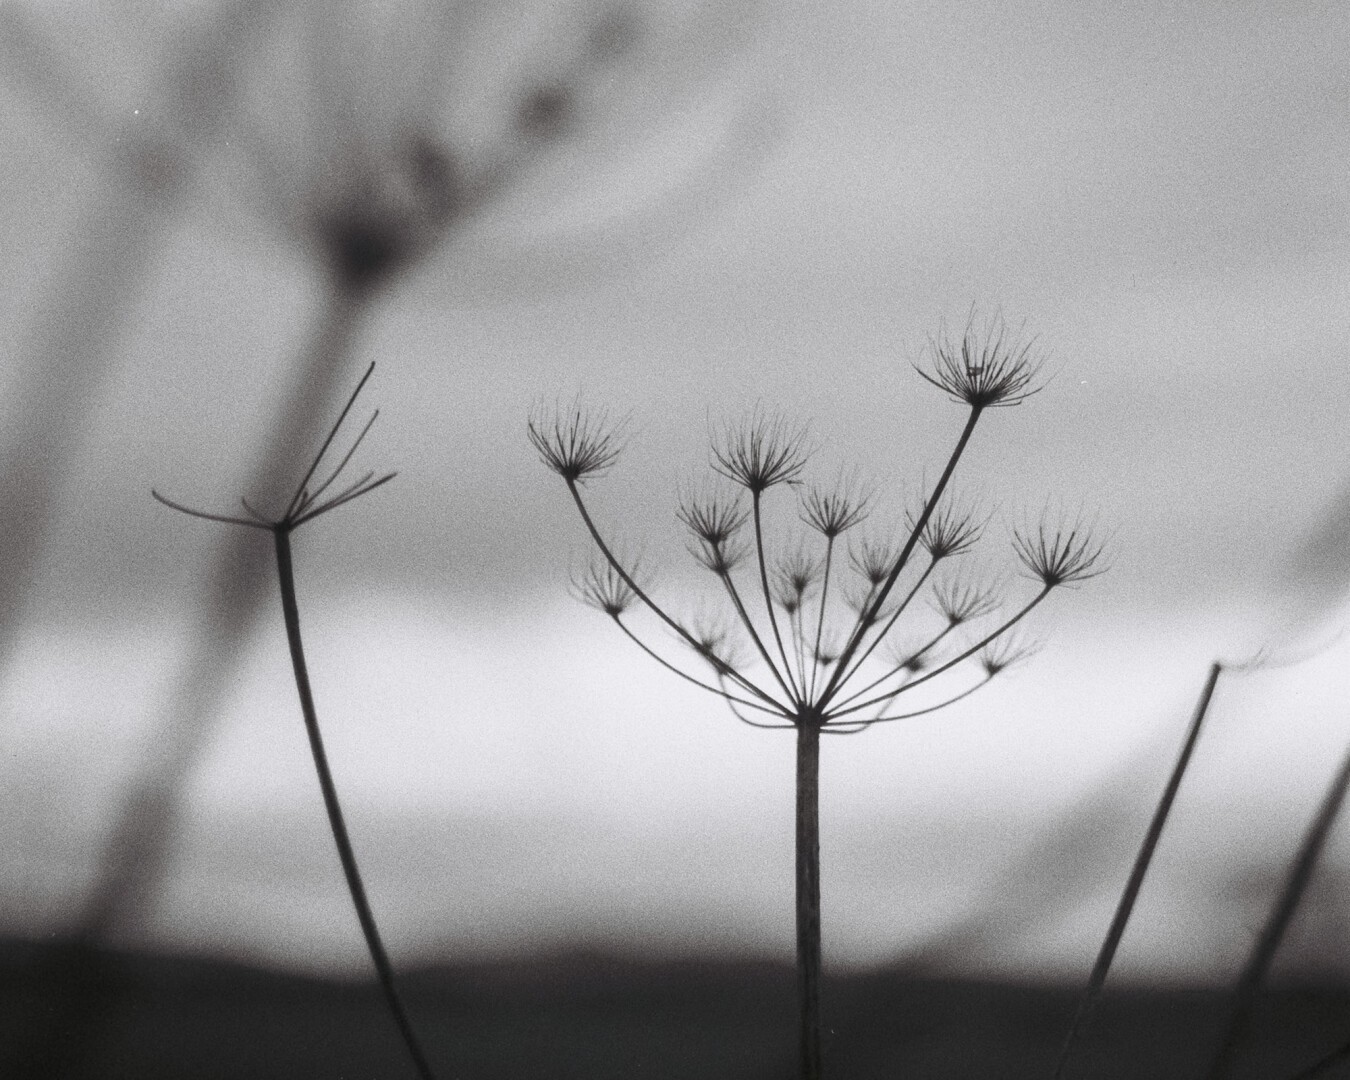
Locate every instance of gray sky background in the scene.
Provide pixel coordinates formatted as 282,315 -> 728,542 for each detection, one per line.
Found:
2,0 -> 1350,979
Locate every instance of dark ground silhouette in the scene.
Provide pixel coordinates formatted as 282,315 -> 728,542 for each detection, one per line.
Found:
3,936 -> 1349,1080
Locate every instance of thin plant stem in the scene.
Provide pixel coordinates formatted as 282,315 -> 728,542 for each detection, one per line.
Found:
273,528 -> 437,1080
790,607 -> 810,692
1205,736 -> 1350,1080
612,617 -> 779,714
754,492 -> 803,704
809,537 -> 835,702
1053,661 -> 1221,1080
796,717 -> 823,1080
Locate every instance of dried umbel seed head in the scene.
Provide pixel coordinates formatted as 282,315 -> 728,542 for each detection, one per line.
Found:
848,532 -> 900,587
887,636 -> 935,675
682,614 -> 746,670
711,407 -> 812,493
689,535 -> 750,577
528,401 -> 626,482
800,473 -> 873,538
571,554 -> 642,618
979,633 -> 1040,677
775,546 -> 823,603
813,635 -> 841,668
843,585 -> 897,626
676,481 -> 748,546
1013,515 -> 1108,588
931,576 -> 1001,627
917,312 -> 1046,408
912,498 -> 983,560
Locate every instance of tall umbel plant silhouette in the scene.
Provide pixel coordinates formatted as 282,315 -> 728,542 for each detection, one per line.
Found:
530,317 -> 1105,1080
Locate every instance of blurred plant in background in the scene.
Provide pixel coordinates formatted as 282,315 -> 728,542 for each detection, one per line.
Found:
1,0 -> 770,939
0,0 -> 774,1074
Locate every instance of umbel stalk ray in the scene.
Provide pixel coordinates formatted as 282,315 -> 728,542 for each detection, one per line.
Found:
273,528 -> 437,1080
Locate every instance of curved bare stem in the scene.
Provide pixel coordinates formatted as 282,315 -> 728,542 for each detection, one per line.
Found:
150,490 -> 269,530
614,618 -> 785,716
566,478 -> 780,709
273,529 -> 436,1080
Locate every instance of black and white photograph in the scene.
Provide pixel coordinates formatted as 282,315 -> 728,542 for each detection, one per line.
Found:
2,1 -> 1349,1076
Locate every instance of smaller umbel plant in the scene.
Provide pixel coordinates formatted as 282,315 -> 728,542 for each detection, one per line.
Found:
530,316 -> 1105,1080
154,364 -> 438,1080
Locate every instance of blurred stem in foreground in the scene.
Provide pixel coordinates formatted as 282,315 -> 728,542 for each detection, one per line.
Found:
1206,740 -> 1350,1080
1052,662 -> 1221,1080
78,276 -> 374,944
0,0 -> 274,671
153,363 -> 436,1080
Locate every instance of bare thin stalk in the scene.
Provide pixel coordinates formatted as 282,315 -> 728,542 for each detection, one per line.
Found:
808,537 -> 835,701
796,718 -> 824,1080
1053,661 -> 1221,1080
273,528 -> 437,1080
790,607 -> 810,692
1205,735 -> 1350,1080
754,492 -> 803,703
613,618 -> 781,714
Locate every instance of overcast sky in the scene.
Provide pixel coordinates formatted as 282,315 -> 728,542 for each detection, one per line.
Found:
2,0 -> 1350,979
